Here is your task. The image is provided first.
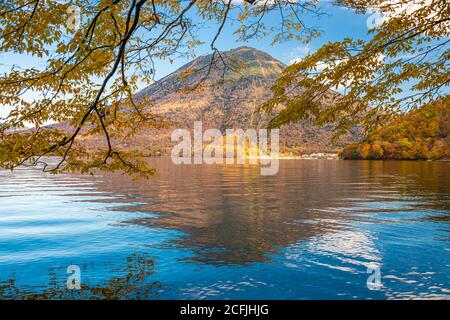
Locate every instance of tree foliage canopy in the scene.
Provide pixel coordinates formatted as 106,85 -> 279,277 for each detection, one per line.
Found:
262,0 -> 449,137
0,0 -> 321,176
0,0 -> 448,176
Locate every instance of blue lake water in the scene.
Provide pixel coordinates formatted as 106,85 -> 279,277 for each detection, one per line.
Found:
0,159 -> 449,299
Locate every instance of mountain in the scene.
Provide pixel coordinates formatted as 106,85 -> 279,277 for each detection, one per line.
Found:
340,96 -> 450,160
123,46 -> 361,156
135,46 -> 286,135
49,46 -> 362,155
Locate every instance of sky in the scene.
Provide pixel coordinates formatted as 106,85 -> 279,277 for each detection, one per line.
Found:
140,2 -> 373,81
0,1 -> 403,118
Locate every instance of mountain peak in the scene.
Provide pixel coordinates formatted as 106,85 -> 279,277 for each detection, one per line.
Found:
228,45 -> 267,54
138,47 -> 285,99
180,46 -> 284,73
217,46 -> 283,65
232,45 -> 253,50
89,47 -> 359,156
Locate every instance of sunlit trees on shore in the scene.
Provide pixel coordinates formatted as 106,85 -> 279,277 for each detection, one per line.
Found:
340,96 -> 450,160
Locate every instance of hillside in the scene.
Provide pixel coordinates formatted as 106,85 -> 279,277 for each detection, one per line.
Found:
340,96 -> 450,160
50,46 -> 362,155
127,46 -> 361,155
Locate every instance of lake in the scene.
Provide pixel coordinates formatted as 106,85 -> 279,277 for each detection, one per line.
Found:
0,159 -> 449,299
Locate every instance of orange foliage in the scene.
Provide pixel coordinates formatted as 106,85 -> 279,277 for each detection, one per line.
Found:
340,97 -> 450,160
370,143 -> 384,159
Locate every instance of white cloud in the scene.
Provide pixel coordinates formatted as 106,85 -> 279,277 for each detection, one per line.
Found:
366,0 -> 446,30
310,53 -> 385,92
288,45 -> 311,64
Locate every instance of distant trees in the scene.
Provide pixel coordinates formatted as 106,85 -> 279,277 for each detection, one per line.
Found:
369,143 -> 383,159
429,141 -> 448,160
340,97 -> 450,160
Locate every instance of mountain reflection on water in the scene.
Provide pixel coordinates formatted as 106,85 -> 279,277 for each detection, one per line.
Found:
0,159 -> 449,299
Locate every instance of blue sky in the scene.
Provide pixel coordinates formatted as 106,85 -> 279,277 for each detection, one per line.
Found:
146,2 -> 372,80
0,2 -> 371,81
0,2 -> 377,118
